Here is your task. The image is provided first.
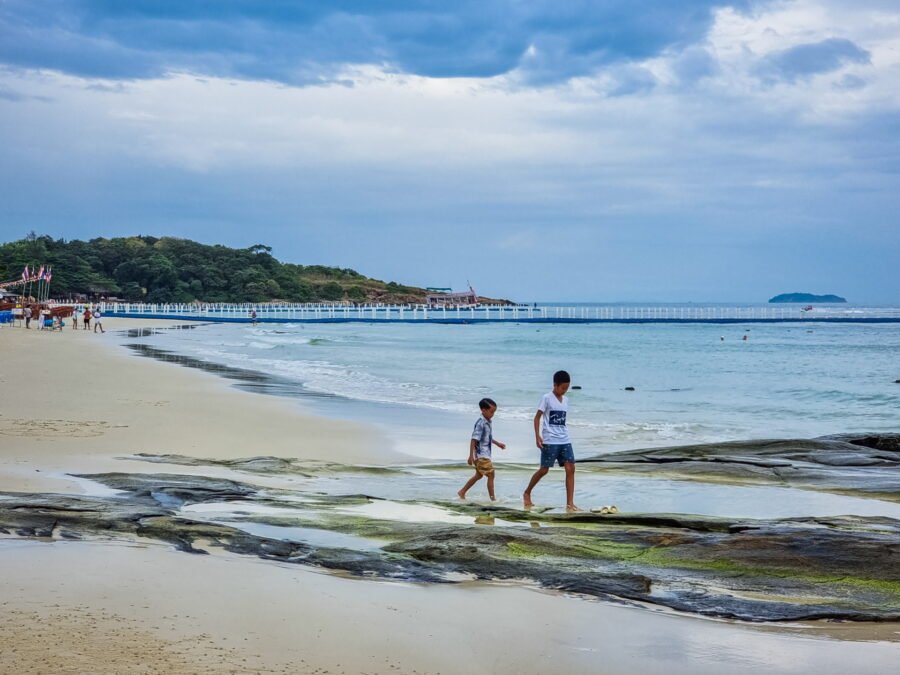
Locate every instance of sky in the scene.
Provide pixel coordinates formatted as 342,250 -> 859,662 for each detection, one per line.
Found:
0,0 -> 898,303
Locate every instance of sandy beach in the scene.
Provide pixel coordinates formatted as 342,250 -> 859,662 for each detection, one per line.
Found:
0,319 -> 395,495
2,319 -> 898,675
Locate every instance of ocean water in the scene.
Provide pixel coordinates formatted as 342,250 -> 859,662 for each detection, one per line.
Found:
133,316 -> 900,462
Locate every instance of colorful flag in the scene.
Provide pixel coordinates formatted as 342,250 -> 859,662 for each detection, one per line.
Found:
37,265 -> 45,280
21,265 -> 28,282
46,266 -> 52,283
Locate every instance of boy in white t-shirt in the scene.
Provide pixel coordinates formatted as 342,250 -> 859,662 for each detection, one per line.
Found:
523,370 -> 580,512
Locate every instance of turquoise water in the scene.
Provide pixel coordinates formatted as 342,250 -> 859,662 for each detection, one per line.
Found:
136,318 -> 899,462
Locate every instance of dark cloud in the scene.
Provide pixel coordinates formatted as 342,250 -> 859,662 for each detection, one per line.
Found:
0,0 -> 755,84
0,87 -> 52,102
672,46 -> 719,84
755,38 -> 871,84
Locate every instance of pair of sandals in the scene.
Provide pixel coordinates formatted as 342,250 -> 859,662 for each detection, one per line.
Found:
591,505 -> 619,514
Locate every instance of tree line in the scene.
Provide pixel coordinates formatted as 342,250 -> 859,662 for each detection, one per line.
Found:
0,234 -> 424,304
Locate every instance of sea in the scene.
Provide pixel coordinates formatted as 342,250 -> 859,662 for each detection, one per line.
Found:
131,304 -> 900,464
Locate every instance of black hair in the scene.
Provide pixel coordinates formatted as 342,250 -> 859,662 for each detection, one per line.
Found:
553,370 -> 571,385
479,397 -> 497,410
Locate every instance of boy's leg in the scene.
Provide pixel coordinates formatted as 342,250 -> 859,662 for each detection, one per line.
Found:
564,462 -> 579,511
458,472 -> 482,499
522,466 -> 549,508
486,471 -> 496,501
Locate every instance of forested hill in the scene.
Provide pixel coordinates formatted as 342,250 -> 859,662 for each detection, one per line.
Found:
0,235 -> 434,304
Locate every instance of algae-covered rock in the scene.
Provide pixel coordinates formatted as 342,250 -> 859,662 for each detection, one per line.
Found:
581,434 -> 900,501
2,471 -> 898,623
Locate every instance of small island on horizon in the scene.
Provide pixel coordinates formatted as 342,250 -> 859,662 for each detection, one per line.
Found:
769,292 -> 847,303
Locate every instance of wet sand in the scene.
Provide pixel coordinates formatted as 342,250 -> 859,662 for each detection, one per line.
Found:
1,318 -> 898,674
4,539 -> 900,675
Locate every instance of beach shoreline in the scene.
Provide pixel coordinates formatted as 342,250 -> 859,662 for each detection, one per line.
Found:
2,318 -> 898,674
0,318 -> 400,495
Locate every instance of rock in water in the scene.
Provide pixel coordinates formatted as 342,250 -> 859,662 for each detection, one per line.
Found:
625,386 -> 635,391
580,434 -> 900,502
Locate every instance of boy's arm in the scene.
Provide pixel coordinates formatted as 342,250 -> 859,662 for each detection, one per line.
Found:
534,411 -> 544,449
468,438 -> 478,465
492,438 -> 506,450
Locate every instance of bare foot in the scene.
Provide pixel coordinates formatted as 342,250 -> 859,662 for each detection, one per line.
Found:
490,495 -> 496,501
523,493 -> 534,509
566,504 -> 582,513
457,490 -> 467,500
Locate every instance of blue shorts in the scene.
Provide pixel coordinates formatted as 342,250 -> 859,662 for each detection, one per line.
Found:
540,443 -> 575,468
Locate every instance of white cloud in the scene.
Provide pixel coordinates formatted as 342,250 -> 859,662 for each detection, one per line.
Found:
0,2 -> 898,301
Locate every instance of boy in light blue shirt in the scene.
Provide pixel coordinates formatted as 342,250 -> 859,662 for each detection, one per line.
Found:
457,398 -> 506,501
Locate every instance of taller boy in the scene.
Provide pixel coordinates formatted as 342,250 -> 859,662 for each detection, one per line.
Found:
523,370 -> 580,512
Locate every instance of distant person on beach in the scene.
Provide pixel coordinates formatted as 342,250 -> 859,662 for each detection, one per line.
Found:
82,307 -> 91,331
250,310 -> 258,325
24,306 -> 31,329
457,398 -> 506,501
523,370 -> 580,512
93,309 -> 105,333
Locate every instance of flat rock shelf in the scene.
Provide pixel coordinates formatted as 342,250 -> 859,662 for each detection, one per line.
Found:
2,445 -> 898,624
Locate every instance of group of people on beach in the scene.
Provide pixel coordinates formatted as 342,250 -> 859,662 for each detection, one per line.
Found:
458,370 -> 608,513
14,304 -> 104,333
70,305 -> 105,333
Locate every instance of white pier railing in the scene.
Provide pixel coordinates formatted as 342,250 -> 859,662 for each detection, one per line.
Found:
95,303 -> 900,323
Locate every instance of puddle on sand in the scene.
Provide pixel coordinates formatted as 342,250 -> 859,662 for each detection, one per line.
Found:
180,502 -> 305,517
179,501 -> 385,550
339,500 -> 474,524
315,469 -> 900,520
217,521 -> 385,551
337,500 -> 526,528
58,473 -> 126,499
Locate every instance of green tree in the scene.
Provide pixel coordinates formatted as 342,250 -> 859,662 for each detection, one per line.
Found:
318,282 -> 344,301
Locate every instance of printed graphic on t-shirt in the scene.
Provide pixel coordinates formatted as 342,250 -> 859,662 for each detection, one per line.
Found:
548,410 -> 567,426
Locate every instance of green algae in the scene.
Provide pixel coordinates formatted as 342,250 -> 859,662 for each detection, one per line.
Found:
505,542 -> 546,559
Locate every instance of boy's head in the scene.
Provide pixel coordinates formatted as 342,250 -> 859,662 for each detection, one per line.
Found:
552,370 -> 571,395
479,397 -> 497,419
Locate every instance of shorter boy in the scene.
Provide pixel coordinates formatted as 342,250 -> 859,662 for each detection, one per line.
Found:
458,398 -> 506,501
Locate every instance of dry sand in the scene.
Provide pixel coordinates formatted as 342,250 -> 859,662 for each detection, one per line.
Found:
1,318 -> 898,674
0,318 -> 399,494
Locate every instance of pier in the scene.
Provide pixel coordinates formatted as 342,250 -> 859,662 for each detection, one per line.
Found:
98,303 -> 900,324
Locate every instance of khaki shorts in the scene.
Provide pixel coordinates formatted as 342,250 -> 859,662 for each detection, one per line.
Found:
474,457 -> 495,476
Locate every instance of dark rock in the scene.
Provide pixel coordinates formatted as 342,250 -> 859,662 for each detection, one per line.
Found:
2,472 -> 899,623
581,434 -> 900,502
624,386 -> 635,391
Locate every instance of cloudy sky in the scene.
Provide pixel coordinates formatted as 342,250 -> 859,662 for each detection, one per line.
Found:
1,0 -> 898,302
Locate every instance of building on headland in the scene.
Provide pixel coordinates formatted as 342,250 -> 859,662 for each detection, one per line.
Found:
425,285 -> 479,307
